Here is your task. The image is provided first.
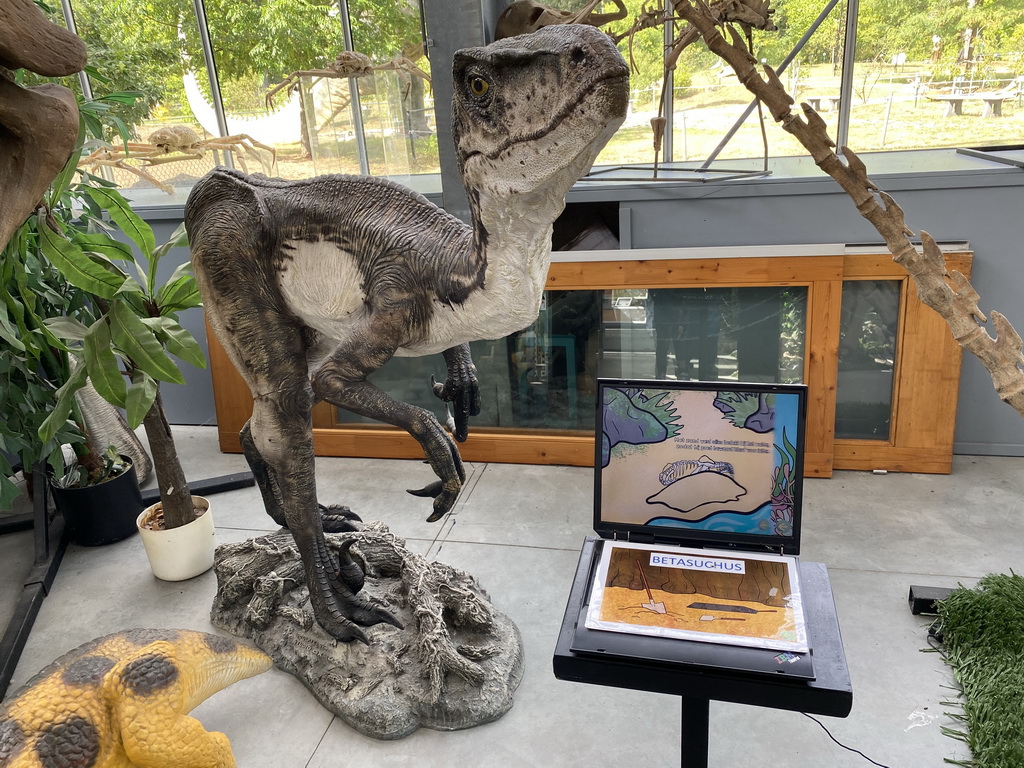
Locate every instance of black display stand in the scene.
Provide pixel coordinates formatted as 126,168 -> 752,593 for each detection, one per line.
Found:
553,537 -> 853,767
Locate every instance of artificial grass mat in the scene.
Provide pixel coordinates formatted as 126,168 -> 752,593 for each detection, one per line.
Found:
937,572 -> 1024,767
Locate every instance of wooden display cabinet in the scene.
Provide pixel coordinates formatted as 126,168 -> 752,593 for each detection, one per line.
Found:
206,247 -> 972,476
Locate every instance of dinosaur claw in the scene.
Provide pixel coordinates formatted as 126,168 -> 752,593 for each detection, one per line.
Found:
426,507 -> 446,523
336,538 -> 366,593
347,595 -> 405,631
377,609 -> 405,631
319,503 -> 362,522
335,622 -> 371,645
319,503 -> 362,532
408,480 -> 443,498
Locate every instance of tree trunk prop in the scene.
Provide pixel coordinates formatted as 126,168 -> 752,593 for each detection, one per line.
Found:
210,523 -> 524,740
141,388 -> 195,528
0,0 -> 87,251
666,0 -> 1024,417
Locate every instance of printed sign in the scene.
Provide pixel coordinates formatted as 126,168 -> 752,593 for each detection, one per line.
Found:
649,553 -> 746,574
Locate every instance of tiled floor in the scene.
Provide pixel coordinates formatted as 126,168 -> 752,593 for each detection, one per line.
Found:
3,426 -> 1018,767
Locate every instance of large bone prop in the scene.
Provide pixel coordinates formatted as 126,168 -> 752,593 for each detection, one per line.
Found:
670,0 -> 1024,416
495,0 -> 627,40
0,0 -> 87,251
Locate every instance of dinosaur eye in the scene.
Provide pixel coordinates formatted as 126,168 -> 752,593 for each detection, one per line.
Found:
469,76 -> 489,97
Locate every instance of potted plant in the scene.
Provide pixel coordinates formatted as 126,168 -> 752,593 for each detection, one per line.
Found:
0,212 -> 145,546
47,446 -> 143,545
0,88 -> 152,542
39,183 -> 212,579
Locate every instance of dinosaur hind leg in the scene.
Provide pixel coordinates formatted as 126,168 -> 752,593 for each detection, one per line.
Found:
204,303 -> 395,641
241,417 -> 361,533
239,418 -> 287,528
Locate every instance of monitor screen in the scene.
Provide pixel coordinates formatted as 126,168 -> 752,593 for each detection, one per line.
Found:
594,379 -> 807,554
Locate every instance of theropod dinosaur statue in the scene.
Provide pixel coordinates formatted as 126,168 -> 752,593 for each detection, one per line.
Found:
184,25 -> 628,643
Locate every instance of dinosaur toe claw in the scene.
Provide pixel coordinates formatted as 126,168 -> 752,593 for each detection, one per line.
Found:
332,620 -> 371,645
426,507 -> 446,523
408,480 -> 443,498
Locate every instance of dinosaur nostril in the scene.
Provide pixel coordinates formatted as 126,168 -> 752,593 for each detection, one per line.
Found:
571,47 -> 586,64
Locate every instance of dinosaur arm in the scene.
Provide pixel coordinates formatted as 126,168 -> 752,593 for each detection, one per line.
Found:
312,318 -> 466,522
433,343 -> 482,442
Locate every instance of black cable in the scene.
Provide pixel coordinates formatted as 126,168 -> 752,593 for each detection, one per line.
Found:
803,713 -> 892,767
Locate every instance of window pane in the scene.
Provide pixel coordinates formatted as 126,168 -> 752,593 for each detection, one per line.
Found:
348,0 -> 438,179
669,0 -> 844,162
335,286 -> 807,433
835,280 -> 900,440
595,10 -> 665,166
68,0 -> 211,202
850,0 -> 1023,152
205,1 -> 349,181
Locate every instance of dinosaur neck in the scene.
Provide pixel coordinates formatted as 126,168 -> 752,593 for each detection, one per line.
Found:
396,181 -> 565,356
466,181 -> 566,327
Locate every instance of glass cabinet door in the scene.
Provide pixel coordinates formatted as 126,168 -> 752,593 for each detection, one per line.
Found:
835,280 -> 901,440
335,286 -> 808,434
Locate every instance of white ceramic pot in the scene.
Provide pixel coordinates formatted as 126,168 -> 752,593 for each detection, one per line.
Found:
136,495 -> 215,581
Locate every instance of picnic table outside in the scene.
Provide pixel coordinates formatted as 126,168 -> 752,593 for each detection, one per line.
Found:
927,82 -> 1020,117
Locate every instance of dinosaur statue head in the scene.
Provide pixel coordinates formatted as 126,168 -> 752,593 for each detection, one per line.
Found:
452,24 -> 628,202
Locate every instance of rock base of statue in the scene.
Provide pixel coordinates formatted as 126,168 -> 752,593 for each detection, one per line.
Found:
210,523 -> 524,740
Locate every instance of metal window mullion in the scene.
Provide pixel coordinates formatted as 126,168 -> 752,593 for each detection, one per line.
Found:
59,0 -> 93,101
662,0 -> 674,163
336,0 -> 370,175
835,0 -> 859,152
192,0 -> 232,172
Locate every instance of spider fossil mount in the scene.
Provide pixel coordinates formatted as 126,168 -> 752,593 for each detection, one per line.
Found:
79,125 -> 277,194
263,50 -> 430,109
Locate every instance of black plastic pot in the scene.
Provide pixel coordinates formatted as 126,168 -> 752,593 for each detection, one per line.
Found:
50,459 -> 143,546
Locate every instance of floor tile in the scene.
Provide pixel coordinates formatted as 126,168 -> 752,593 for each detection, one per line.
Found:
1,427 -> 1018,768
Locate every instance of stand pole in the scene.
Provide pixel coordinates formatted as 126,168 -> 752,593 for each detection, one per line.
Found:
681,697 -> 710,767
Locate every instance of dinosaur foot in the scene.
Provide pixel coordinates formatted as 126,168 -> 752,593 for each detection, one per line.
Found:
309,537 -> 405,645
313,589 -> 405,646
318,503 -> 362,532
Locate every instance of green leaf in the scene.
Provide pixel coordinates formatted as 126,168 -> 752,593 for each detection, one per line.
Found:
43,316 -> 90,342
71,232 -> 134,262
141,317 -> 207,369
38,362 -> 88,443
101,91 -> 145,106
0,475 -> 21,513
114,278 -> 145,296
84,319 -> 127,408
0,306 -> 25,352
49,119 -> 86,205
156,275 -> 202,314
108,302 -> 185,384
108,115 -> 135,153
38,214 -> 126,299
82,187 -> 156,261
82,112 -> 104,141
151,222 -> 190,264
125,370 -> 158,429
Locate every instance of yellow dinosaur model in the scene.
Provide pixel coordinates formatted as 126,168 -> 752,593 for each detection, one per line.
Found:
0,628 -> 272,768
